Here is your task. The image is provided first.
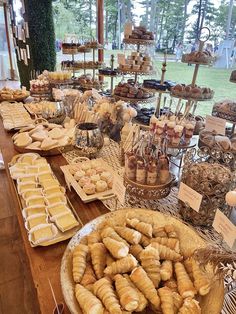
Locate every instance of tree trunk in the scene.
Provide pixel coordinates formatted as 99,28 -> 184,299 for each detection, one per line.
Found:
145,0 -> 149,28
105,6 -> 108,42
89,0 -> 92,36
149,0 -> 156,33
181,0 -> 189,42
127,0 -> 132,21
226,0 -> 234,39
195,0 -> 202,43
155,2 -> 160,42
158,8 -> 166,43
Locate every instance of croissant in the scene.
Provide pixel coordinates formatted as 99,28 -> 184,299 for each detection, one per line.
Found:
80,262 -> 97,287
114,274 -> 139,311
183,258 -> 194,280
104,254 -> 138,275
101,226 -> 128,245
106,253 -> 115,266
126,218 -> 152,238
129,244 -> 143,261
123,274 -> 148,312
140,234 -> 151,247
153,225 -> 168,238
140,246 -> 161,287
150,243 -> 182,261
114,226 -> 141,244
172,291 -> 183,312
191,258 -> 211,295
93,277 -> 122,314
178,297 -> 201,314
158,287 -> 175,314
87,230 -> 102,245
103,237 -> 129,259
164,225 -> 178,238
174,262 -> 196,298
130,266 -> 160,309
160,260 -> 173,281
151,237 -> 180,253
72,244 -> 89,283
90,243 -> 107,279
163,278 -> 178,292
75,283 -> 104,314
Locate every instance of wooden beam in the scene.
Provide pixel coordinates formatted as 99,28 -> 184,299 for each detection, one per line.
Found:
3,3 -> 15,80
97,0 -> 104,62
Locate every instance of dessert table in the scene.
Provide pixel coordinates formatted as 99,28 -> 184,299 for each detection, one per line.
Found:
0,119 -> 109,314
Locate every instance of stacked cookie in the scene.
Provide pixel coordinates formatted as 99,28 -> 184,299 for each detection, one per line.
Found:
171,84 -> 214,100
125,25 -> 154,41
114,82 -> 154,99
118,52 -> 153,73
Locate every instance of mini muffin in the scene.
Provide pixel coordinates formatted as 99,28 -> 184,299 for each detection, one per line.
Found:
90,174 -> 100,183
81,162 -> 91,171
83,183 -> 96,195
95,166 -> 105,174
86,168 -> 97,177
79,176 -> 91,187
74,170 -> 86,181
69,165 -> 81,175
100,171 -> 112,182
96,180 -> 108,192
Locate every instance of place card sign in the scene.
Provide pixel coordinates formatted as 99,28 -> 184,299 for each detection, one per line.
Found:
205,115 -> 226,135
117,54 -> 126,65
213,209 -> 236,250
178,182 -> 203,212
112,175 -> 126,205
124,22 -> 132,37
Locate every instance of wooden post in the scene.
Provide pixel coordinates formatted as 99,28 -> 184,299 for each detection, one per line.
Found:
3,3 -> 15,80
97,0 -> 104,63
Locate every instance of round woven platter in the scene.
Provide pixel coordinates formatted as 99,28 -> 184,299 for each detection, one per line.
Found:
60,208 -> 224,314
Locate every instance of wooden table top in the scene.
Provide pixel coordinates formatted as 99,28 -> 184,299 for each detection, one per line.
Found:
0,120 -> 109,314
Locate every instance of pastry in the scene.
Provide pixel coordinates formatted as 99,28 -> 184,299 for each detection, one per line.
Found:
93,277 -> 122,313
73,244 -> 89,283
123,274 -> 148,311
87,231 -> 102,245
54,213 -> 79,232
101,227 -> 128,245
114,274 -> 139,311
74,170 -> 86,181
96,180 -> 108,192
129,244 -> 143,261
191,258 -> 211,295
178,297 -> 201,314
151,237 -> 180,252
26,141 -> 41,150
90,174 -> 100,183
140,246 -> 161,287
79,176 -> 91,187
104,254 -> 138,275
47,204 -> 71,217
150,243 -> 182,261
130,266 -> 160,309
83,183 -> 96,195
103,237 -> 129,259
114,226 -> 141,244
27,214 -> 47,229
80,263 -> 97,288
160,260 -> 173,281
75,284 -> 104,314
158,287 -> 175,314
174,262 -> 196,298
126,218 -> 152,238
90,243 -> 107,279
26,196 -> 45,207
41,138 -> 58,150
24,206 -> 46,218
29,223 -> 56,244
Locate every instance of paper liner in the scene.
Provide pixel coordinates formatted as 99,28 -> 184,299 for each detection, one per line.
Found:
28,223 -> 58,245
25,195 -> 46,207
22,205 -> 47,219
17,182 -> 38,194
45,194 -> 67,206
25,213 -> 49,231
22,188 -> 43,201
